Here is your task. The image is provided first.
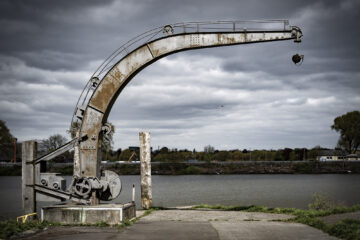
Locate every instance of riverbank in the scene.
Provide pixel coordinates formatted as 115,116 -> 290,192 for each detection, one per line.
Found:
110,161 -> 360,175
2,205 -> 360,240
1,161 -> 360,176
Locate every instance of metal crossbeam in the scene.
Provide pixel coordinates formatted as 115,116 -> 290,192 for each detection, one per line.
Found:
31,138 -> 78,164
34,184 -> 90,204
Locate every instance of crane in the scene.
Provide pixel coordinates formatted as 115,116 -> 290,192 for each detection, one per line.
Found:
31,20 -> 303,204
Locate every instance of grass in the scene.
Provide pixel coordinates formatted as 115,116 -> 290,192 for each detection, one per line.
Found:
0,210 -> 154,239
120,218 -> 133,228
193,203 -> 360,240
327,219 -> 360,240
94,221 -> 109,227
0,219 -> 48,239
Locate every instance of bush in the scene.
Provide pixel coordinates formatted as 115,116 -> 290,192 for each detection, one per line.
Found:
0,220 -> 47,239
328,219 -> 360,240
184,166 -> 201,174
308,192 -> 344,211
294,162 -> 313,173
95,221 -> 109,227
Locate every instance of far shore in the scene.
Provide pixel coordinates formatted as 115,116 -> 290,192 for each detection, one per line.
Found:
1,160 -> 360,176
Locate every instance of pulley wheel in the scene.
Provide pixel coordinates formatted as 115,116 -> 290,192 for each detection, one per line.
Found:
99,170 -> 122,201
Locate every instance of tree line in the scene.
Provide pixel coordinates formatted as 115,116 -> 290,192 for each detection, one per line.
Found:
103,145 -> 333,162
0,110 -> 359,162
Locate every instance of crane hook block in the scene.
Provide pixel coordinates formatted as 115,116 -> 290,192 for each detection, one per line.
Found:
292,53 -> 304,65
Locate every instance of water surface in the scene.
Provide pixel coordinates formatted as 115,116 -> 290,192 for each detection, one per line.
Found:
1,174 -> 359,220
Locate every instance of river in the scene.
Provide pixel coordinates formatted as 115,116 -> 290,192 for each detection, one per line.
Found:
1,174 -> 360,220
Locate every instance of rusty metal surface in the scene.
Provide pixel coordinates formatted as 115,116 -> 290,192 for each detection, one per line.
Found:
69,21 -> 302,204
89,45 -> 153,112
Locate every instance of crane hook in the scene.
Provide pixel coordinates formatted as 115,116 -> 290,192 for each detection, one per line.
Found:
292,53 -> 304,66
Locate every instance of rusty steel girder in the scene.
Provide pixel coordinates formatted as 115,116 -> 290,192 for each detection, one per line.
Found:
72,21 -> 302,204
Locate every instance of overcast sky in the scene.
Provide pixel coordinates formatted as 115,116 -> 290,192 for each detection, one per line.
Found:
0,0 -> 359,151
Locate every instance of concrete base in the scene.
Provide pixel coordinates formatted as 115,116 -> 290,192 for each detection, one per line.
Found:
41,203 -> 136,225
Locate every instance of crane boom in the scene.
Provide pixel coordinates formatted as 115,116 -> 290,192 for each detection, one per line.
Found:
68,21 -> 302,204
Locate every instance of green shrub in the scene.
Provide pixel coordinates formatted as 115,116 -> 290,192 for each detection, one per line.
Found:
121,218 -> 132,227
184,166 -> 201,174
328,219 -> 360,240
293,162 -> 313,173
95,221 -> 109,227
0,220 -> 47,239
308,192 -> 344,211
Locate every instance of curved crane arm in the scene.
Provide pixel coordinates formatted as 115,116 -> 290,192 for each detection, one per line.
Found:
76,26 -> 302,191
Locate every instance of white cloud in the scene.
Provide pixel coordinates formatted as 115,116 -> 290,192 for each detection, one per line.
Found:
306,97 -> 336,106
106,54 -> 358,150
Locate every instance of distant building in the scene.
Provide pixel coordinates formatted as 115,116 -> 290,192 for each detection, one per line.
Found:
346,154 -> 360,161
318,155 -> 346,161
317,149 -> 359,161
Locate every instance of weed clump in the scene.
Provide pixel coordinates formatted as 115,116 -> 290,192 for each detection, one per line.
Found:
0,219 -> 47,239
308,192 -> 344,211
328,219 -> 360,240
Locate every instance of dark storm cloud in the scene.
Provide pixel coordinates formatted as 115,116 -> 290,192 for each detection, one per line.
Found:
0,0 -> 329,70
0,0 -> 359,149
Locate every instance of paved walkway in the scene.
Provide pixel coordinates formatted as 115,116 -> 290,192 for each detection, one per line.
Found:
19,210 -> 338,240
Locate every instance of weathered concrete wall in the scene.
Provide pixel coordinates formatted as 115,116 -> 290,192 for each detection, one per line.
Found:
41,203 -> 136,225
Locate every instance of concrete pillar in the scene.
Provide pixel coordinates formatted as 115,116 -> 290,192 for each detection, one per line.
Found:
73,130 -> 80,177
139,132 -> 152,209
22,140 -> 39,214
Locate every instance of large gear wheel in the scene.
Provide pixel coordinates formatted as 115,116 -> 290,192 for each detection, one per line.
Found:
74,178 -> 92,197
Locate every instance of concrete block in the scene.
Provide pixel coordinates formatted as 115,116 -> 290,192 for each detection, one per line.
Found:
41,203 -> 136,225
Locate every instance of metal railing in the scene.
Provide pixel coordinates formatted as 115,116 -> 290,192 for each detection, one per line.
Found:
70,20 -> 291,133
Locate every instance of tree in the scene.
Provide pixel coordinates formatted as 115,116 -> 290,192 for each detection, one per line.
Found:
160,147 -> 169,154
39,134 -> 68,155
118,149 -> 132,161
204,145 -> 215,153
331,111 -> 360,154
0,120 -> 15,160
38,134 -> 70,162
